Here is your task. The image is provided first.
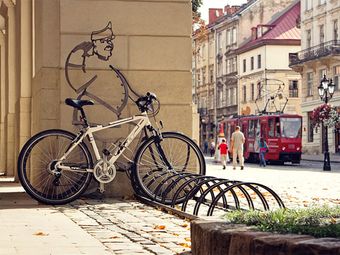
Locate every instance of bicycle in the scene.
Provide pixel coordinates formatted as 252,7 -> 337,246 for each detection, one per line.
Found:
18,92 -> 205,205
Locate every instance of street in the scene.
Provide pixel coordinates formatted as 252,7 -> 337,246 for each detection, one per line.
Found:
205,157 -> 340,209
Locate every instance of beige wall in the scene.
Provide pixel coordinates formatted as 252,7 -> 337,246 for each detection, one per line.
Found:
0,0 -> 195,197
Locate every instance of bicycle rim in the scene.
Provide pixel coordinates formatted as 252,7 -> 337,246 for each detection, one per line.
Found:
134,132 -> 205,204
18,130 -> 92,205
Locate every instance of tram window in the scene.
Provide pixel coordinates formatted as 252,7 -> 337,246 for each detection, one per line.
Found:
268,118 -> 275,137
256,120 -> 260,138
248,120 -> 255,137
275,117 -> 281,137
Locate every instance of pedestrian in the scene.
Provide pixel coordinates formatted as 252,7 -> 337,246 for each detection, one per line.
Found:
203,140 -> 208,155
231,126 -> 245,170
218,139 -> 228,169
210,140 -> 215,157
258,137 -> 268,167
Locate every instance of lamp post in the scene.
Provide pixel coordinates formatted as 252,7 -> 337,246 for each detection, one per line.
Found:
317,74 -> 335,171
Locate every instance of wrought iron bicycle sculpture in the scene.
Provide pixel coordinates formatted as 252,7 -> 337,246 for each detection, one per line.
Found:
17,22 -> 285,216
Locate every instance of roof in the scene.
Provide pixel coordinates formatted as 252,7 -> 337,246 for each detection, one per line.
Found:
237,1 -> 301,54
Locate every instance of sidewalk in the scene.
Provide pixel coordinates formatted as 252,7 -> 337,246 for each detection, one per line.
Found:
301,153 -> 340,163
0,184 -> 192,255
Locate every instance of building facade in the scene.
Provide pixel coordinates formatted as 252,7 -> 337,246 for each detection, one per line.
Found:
0,0 -> 195,197
193,27 -> 215,147
290,0 -> 340,155
237,1 -> 302,116
193,0 -> 302,146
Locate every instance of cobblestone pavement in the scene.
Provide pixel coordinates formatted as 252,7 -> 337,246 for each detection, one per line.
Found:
205,157 -> 340,209
1,157 -> 340,254
58,199 -> 192,255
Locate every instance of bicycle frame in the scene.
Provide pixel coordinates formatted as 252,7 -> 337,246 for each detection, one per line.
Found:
57,111 -> 154,172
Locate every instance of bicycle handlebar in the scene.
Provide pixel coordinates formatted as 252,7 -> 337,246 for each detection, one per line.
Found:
136,92 -> 158,113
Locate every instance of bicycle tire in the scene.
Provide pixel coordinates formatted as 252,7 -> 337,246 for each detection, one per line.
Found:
18,129 -> 93,205
132,132 -> 205,204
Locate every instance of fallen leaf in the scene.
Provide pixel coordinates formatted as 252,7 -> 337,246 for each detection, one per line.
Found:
110,236 -> 118,239
181,223 -> 188,228
172,233 -> 179,236
154,225 -> 166,230
34,232 -> 49,236
184,237 -> 191,242
178,243 -> 191,248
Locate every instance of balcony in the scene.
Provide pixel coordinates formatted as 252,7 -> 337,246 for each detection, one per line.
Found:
289,40 -> 340,67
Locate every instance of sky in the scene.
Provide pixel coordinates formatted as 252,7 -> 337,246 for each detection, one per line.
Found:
199,0 -> 248,22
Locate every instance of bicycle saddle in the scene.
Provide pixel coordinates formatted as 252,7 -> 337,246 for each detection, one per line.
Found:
65,98 -> 94,109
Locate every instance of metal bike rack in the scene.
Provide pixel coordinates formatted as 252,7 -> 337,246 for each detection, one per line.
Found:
132,171 -> 285,217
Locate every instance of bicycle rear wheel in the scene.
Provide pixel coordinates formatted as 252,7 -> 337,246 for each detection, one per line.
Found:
133,132 -> 205,204
18,129 -> 93,205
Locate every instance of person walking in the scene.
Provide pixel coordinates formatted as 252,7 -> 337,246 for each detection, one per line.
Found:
231,126 -> 245,170
203,140 -> 208,155
218,139 -> 228,169
210,140 -> 215,157
258,137 -> 268,167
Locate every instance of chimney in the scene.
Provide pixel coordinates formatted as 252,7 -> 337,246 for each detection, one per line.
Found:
224,5 -> 241,15
209,8 -> 223,24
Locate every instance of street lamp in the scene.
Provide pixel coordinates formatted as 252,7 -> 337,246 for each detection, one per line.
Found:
317,74 -> 335,171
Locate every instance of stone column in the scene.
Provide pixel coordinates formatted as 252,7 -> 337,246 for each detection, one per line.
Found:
5,3 -> 16,177
0,31 -> 6,173
18,0 -> 32,150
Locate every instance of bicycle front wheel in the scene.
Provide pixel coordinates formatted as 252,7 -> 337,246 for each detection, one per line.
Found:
18,129 -> 93,205
133,132 -> 205,204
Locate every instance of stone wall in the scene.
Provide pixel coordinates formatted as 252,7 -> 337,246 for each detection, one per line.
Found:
191,220 -> 340,255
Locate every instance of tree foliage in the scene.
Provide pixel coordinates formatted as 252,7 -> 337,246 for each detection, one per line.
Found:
192,0 -> 203,14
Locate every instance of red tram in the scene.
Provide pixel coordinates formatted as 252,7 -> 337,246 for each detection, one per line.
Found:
222,114 -> 302,164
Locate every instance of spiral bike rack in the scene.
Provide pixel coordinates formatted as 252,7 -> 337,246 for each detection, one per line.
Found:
131,169 -> 285,218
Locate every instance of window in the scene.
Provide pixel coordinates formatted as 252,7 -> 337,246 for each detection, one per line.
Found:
230,88 -> 235,105
251,83 -> 255,101
226,30 -> 231,45
308,112 -> 314,142
209,66 -> 214,83
243,59 -> 246,72
289,80 -> 299,97
202,68 -> 206,85
197,70 -> 201,86
218,86 -> 223,108
226,59 -> 231,74
306,29 -> 312,48
334,65 -> 340,91
251,57 -> 254,70
305,0 -> 312,10
227,89 -> 231,106
232,27 -> 237,44
217,32 -> 222,51
319,69 -> 326,81
202,43 -> 206,60
307,72 -> 313,96
275,117 -> 281,137
217,62 -> 222,77
232,57 -> 237,73
319,25 -> 325,44
257,54 -> 261,69
243,85 -> 247,102
268,118 -> 275,137
257,82 -> 262,99
248,120 -> 255,137
318,0 -> 326,5
334,20 -> 339,41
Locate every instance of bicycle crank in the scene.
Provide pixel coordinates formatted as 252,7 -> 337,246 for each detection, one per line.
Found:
94,159 -> 117,184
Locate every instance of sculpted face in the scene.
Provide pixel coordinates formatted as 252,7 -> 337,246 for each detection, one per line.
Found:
93,37 -> 114,61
